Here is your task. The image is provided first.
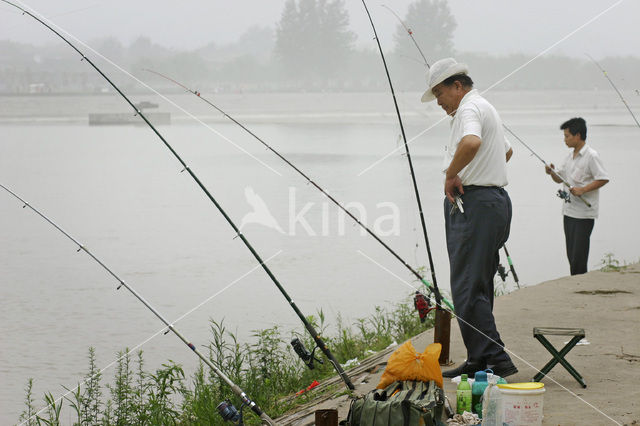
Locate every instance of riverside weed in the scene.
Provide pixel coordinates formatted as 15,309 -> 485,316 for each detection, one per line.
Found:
599,252 -> 628,272
18,378 -> 36,426
20,294 -> 433,424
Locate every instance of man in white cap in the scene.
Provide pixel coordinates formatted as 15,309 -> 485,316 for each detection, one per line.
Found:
422,58 -> 517,378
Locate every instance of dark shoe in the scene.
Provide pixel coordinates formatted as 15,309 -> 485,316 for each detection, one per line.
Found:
442,360 -> 485,378
487,360 -> 518,378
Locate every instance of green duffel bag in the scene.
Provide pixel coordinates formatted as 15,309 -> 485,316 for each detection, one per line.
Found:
344,380 -> 445,426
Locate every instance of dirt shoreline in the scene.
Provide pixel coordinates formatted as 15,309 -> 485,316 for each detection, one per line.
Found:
277,263 -> 640,425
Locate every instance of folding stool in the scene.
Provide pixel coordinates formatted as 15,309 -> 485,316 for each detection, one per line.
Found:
532,327 -> 587,388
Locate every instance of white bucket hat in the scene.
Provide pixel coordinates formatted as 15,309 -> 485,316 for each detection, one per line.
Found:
420,58 -> 469,103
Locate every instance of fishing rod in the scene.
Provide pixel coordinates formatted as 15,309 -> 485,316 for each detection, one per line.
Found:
361,0 -> 444,312
142,68 -> 454,312
502,245 -> 520,288
385,5 -> 589,212
585,53 -> 640,129
0,183 -> 274,425
363,0 -> 453,364
502,124 -> 592,207
3,0 -> 354,391
385,8 -> 525,294
381,4 -> 430,68
496,245 -> 520,289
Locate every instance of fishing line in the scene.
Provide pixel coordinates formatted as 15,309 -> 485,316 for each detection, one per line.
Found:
367,12 -> 625,423
142,68 -> 454,312
0,0 -> 281,176
359,249 -> 622,426
381,4 -> 429,68
0,182 -> 275,425
358,116 -> 446,176
585,53 -> 640,129
3,0 -> 354,391
358,0 -> 625,177
45,252 -> 281,425
361,0 -> 443,310
17,246 -> 281,426
387,2 -> 617,286
502,124 -> 592,207
380,7 -> 593,210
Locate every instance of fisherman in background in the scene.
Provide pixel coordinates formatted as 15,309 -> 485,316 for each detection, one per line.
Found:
545,117 -> 609,275
421,58 -> 517,379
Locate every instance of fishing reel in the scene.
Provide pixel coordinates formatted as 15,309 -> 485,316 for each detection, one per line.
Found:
497,263 -> 508,282
413,291 -> 435,323
557,189 -> 571,203
217,400 -> 245,425
291,337 -> 324,370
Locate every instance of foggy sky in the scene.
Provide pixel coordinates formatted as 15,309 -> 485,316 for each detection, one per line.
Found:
0,0 -> 638,59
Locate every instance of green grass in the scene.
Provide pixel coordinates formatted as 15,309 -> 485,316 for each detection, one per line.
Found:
19,294 -> 435,425
598,252 -> 629,272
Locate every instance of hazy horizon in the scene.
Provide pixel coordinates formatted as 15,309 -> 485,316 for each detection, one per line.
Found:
1,0 -> 638,59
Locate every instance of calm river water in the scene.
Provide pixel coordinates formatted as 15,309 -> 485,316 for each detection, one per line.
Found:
1,90 -> 638,423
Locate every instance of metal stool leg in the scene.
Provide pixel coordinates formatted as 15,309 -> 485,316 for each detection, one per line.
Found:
533,334 -> 586,388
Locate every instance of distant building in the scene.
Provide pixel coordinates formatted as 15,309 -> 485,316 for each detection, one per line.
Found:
28,83 -> 50,93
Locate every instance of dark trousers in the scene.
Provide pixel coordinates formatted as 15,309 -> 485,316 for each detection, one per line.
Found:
444,187 -> 512,365
563,216 -> 594,275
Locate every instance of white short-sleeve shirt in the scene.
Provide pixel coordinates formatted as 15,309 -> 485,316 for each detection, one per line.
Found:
442,90 -> 510,186
556,145 -> 609,219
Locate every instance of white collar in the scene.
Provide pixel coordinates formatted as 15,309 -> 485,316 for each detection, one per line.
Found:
450,89 -> 479,120
459,89 -> 479,107
574,144 -> 587,158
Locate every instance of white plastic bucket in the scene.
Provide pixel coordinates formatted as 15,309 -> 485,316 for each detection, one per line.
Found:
498,382 -> 545,426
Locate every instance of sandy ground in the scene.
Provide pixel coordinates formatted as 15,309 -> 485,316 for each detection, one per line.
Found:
278,263 -> 640,425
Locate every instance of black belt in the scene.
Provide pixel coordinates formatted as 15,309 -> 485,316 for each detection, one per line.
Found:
462,185 -> 500,192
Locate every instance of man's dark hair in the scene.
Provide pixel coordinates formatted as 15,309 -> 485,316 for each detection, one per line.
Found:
560,117 -> 587,140
441,73 -> 474,88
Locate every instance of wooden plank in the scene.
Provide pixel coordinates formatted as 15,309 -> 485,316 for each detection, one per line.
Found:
275,346 -> 396,424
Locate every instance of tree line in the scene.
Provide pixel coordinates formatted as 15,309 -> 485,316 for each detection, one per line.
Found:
1,0 -> 638,94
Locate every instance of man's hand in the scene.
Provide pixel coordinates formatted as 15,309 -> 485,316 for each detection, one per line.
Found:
570,179 -> 608,197
445,175 -> 464,204
544,163 -> 555,175
570,186 -> 586,197
444,135 -> 480,203
545,163 -> 563,183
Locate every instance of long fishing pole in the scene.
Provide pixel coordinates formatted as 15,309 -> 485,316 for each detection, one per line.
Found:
0,183 -> 274,425
585,53 -> 640,129
502,245 -> 520,289
3,0 -> 354,391
361,0 -> 443,311
143,68 -> 454,312
381,4 -> 430,68
502,124 -> 592,207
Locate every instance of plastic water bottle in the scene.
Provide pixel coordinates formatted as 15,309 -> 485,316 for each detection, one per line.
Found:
472,370 -> 489,416
482,376 -> 503,426
456,374 -> 472,414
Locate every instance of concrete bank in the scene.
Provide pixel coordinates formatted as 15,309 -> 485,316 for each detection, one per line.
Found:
277,263 -> 640,425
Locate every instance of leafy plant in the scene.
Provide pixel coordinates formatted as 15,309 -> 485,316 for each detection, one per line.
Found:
18,378 -> 36,426
146,362 -> 185,424
599,252 -> 627,272
107,349 -> 134,425
82,347 -> 103,424
36,392 -> 62,426
20,293 -> 435,425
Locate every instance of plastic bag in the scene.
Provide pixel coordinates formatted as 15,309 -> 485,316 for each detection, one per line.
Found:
377,341 -> 443,389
